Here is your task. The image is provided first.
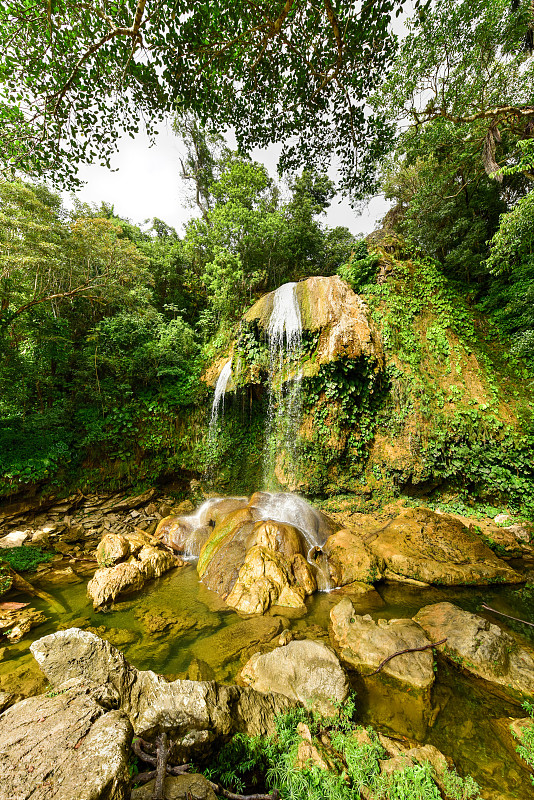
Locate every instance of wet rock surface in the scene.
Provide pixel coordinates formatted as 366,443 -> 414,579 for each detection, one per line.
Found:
330,597 -> 435,691
245,275 -> 384,372
366,508 -> 524,586
160,493 -> 338,614
240,639 -> 349,716
31,628 -> 295,747
0,682 -> 133,800
414,601 -> 534,700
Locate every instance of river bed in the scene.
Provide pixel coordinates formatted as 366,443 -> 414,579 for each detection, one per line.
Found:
1,563 -> 533,799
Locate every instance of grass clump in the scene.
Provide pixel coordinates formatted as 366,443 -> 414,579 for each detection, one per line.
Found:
513,700 -> 534,785
0,546 -> 53,573
202,698 -> 480,800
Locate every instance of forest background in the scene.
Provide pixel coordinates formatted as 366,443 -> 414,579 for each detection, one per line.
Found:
0,0 -> 533,508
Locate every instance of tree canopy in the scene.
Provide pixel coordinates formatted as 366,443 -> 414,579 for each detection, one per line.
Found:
0,0 -> 424,198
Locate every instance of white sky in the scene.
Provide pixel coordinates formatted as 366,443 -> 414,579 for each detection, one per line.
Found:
62,0 -> 417,236
64,120 -> 391,237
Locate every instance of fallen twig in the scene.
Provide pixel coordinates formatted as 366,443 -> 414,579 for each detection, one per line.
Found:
364,639 -> 447,677
481,603 -> 534,628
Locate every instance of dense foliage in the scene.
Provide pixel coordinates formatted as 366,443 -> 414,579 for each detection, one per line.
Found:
0,140 -> 355,496
201,702 -> 481,800
0,0 -> 423,198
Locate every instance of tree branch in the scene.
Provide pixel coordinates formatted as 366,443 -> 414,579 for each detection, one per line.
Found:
364,638 -> 447,677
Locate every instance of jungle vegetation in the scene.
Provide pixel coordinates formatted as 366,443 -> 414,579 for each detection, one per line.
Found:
0,0 -> 533,504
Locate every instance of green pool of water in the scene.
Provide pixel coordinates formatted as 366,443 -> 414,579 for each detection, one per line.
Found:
1,565 -> 533,799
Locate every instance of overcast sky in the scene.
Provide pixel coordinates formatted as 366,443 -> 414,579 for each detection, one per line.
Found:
62,1 -> 417,237
64,121 -> 392,237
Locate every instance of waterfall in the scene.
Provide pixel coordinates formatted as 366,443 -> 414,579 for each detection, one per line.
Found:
207,359 -> 232,463
264,282 -> 303,488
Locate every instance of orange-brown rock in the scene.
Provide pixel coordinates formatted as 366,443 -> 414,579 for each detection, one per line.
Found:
367,508 -> 523,586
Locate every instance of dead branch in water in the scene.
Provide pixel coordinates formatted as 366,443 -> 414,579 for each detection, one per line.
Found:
482,603 -> 534,628
364,638 -> 447,677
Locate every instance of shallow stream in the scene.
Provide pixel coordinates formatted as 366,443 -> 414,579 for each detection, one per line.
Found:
1,564 -> 533,799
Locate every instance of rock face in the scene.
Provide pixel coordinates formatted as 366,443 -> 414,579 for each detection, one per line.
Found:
330,597 -> 435,691
87,531 -> 181,608
240,639 -> 349,717
244,275 -> 384,373
30,628 -> 295,751
156,493 -> 338,614
414,602 -> 534,700
366,508 -> 523,586
323,528 -> 383,585
0,682 -> 132,800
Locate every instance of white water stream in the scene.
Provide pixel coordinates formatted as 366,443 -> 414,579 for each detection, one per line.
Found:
207,359 -> 232,447
264,282 -> 303,488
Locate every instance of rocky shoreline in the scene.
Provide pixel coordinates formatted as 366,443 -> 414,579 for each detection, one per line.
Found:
1,487 -> 534,798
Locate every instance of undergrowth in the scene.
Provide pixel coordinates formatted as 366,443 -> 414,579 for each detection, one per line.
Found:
0,546 -> 53,573
513,700 -> 534,786
202,699 -> 481,800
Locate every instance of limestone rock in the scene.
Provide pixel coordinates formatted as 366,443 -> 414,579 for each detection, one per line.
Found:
0,606 -> 46,642
31,628 -> 295,746
0,530 -> 30,548
226,546 -> 309,614
330,597 -> 435,691
96,533 -> 130,566
324,528 -> 383,586
87,545 -> 180,609
131,774 -> 218,800
0,685 -> 132,800
240,639 -> 349,716
245,275 -> 384,372
414,602 -> 534,700
366,508 -> 523,586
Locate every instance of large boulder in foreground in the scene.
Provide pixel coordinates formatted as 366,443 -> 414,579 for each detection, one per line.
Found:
366,508 -> 523,586
30,628 -> 295,751
330,597 -> 435,692
0,682 -> 132,800
239,639 -> 349,717
414,602 -> 534,700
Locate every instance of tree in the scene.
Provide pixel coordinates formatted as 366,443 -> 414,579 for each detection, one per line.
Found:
373,0 -> 534,182
0,180 -> 148,328
0,0 -> 418,198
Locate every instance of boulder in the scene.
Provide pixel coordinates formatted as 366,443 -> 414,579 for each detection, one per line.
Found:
0,530 -> 30,548
366,508 -> 523,586
87,544 -> 180,609
226,546 -> 312,614
0,683 -> 132,800
0,606 -> 47,642
31,628 -> 295,749
96,533 -> 130,566
414,602 -> 534,700
323,528 -> 383,586
240,639 -> 349,716
330,597 -> 435,691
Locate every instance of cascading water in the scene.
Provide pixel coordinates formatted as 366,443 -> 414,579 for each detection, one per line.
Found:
206,359 -> 232,464
264,282 -> 303,488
